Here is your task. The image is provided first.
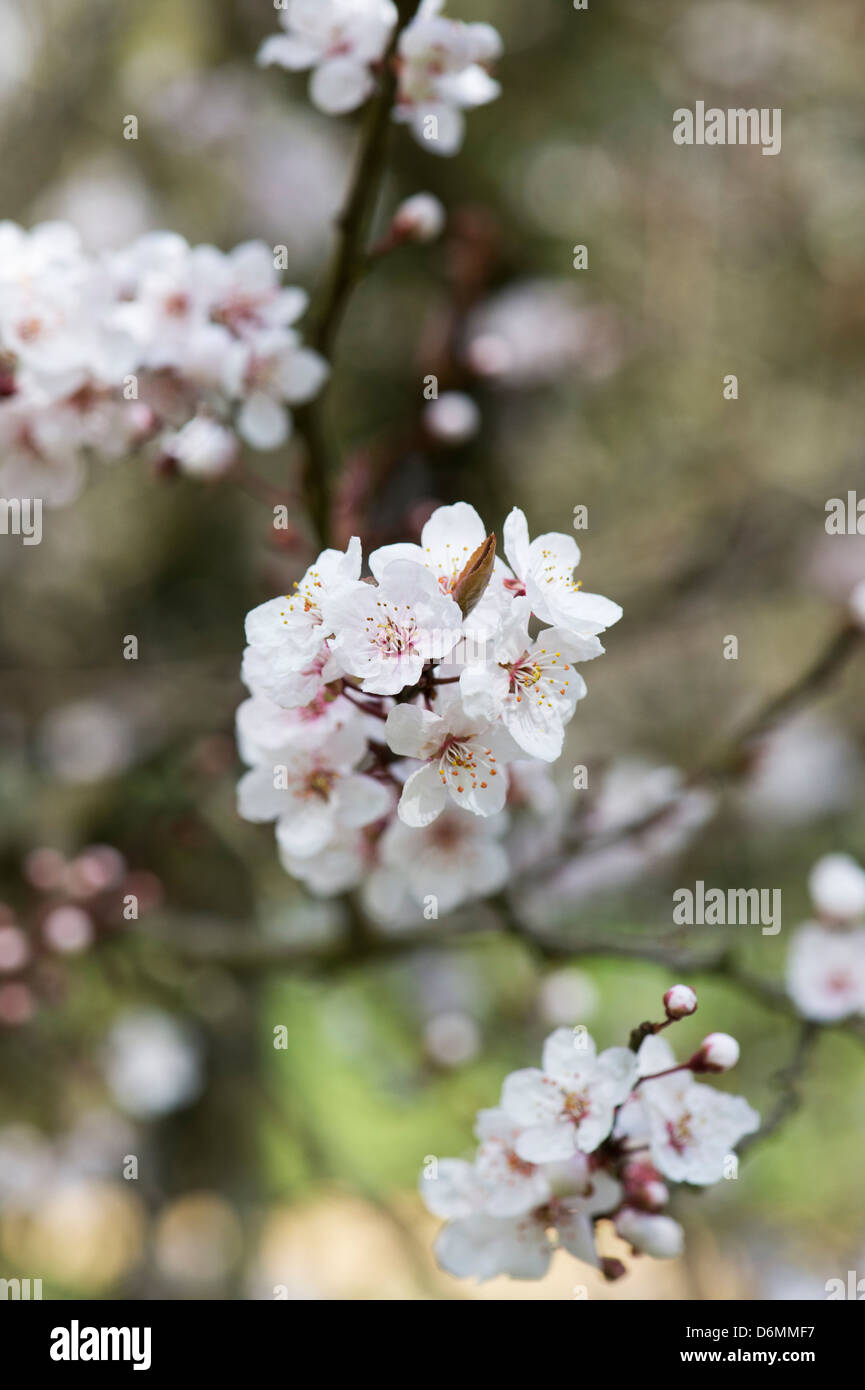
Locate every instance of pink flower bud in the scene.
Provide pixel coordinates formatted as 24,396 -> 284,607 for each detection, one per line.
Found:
623,1159 -> 669,1212
392,193 -> 446,243
42,906 -> 93,955
692,1031 -> 740,1072
0,925 -> 29,973
663,984 -> 698,1020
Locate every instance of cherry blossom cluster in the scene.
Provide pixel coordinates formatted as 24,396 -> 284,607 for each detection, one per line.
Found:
236,502 -> 622,917
258,0 -> 502,155
787,853 -> 865,1021
0,845 -> 161,1028
419,987 -> 759,1282
0,221 -> 328,506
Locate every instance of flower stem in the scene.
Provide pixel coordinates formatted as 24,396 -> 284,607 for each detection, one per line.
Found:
295,0 -> 421,548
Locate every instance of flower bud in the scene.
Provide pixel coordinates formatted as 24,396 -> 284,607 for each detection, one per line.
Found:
616,1208 -> 684,1259
692,1031 -> 740,1073
0,925 -> 30,973
163,416 -> 237,479
623,1159 -> 669,1212
392,193 -> 446,243
808,853 -> 865,923
42,905 -> 94,955
422,391 -> 481,445
663,983 -> 698,1020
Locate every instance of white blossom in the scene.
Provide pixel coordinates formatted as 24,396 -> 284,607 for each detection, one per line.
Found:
500,1026 -> 638,1161
385,691 -> 515,824
503,506 -> 622,640
394,3 -> 502,156
420,1004 -> 753,1284
258,0 -> 399,115
459,615 -> 594,762
323,559 -> 463,695
364,805 -> 509,919
628,1036 -> 759,1186
237,720 -> 391,859
257,0 -> 502,153
0,223 -> 328,507
236,507 -> 618,908
787,921 -> 865,1021
808,852 -> 865,923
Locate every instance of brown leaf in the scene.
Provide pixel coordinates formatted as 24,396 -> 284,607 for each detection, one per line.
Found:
452,533 -> 496,617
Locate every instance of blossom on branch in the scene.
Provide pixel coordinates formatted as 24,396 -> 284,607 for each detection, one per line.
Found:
236,504 -> 620,915
257,0 -> 503,154
420,996 -> 758,1282
786,852 -> 865,1021
0,223 -> 328,503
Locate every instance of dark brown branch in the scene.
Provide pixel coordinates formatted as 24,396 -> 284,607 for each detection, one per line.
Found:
295,0 -> 420,547
738,1021 -> 820,1158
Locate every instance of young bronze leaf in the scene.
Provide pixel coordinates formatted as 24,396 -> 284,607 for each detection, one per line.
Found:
452,533 -> 496,617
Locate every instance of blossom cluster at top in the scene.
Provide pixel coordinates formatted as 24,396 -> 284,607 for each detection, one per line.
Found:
419,987 -> 759,1282
0,221 -> 328,507
787,852 -> 865,1021
258,0 -> 502,155
236,502 -> 622,919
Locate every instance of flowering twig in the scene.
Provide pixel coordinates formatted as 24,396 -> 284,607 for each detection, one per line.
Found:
142,902 -> 865,1051
295,0 -> 421,547
531,617 -> 864,869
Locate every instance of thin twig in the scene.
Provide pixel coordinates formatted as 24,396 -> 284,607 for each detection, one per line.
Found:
295,0 -> 420,547
738,1021 -> 819,1158
141,905 -> 865,1050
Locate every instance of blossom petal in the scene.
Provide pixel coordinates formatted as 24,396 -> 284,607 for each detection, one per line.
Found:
398,761 -> 448,827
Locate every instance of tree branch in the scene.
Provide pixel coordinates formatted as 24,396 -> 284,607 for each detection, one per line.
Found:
738,1021 -> 819,1158
295,0 -> 420,547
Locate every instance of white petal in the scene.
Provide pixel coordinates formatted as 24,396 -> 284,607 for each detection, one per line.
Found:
368,542 -> 424,582
398,761 -> 447,827
236,766 -> 287,822
384,703 -> 443,758
539,586 -> 623,637
502,506 -> 530,580
459,662 -> 507,723
555,1209 -> 599,1267
277,347 -> 329,404
336,773 -> 392,827
237,392 -> 289,450
275,799 -> 334,858
257,34 -> 320,71
500,1066 -> 562,1126
514,1122 -> 576,1164
419,1158 -> 482,1220
310,58 -> 375,114
420,500 -> 487,558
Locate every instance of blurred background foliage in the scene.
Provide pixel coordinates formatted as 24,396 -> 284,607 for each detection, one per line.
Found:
0,0 -> 864,1299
